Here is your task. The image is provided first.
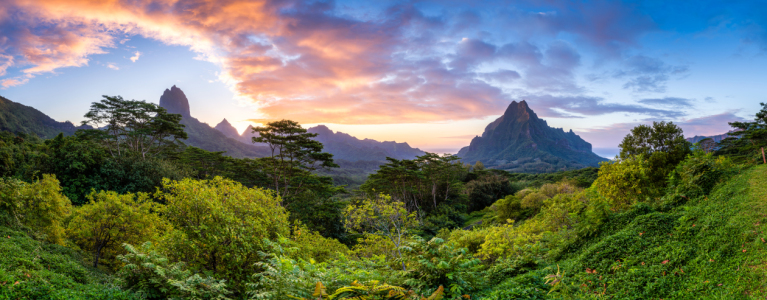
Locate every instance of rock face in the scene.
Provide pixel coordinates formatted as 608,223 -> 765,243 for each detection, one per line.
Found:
158,86 -> 269,158
307,125 -> 425,161
457,100 -> 606,173
159,85 -> 191,117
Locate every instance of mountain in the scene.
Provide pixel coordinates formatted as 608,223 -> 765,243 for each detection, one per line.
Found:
0,95 -> 91,139
686,132 -> 732,144
158,86 -> 270,158
213,121 -> 426,162
307,125 -> 425,161
457,100 -> 606,173
214,118 -> 240,139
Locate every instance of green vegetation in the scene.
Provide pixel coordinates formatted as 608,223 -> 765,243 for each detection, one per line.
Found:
2,98 -> 767,299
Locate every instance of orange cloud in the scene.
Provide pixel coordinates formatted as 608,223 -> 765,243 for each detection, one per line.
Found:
2,0 -> 512,123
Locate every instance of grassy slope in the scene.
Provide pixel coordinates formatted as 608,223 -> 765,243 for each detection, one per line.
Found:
484,164 -> 767,299
0,226 -> 136,299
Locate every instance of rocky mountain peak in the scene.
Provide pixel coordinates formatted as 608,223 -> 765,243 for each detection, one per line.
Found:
214,118 -> 239,139
159,85 -> 191,117
458,100 -> 606,172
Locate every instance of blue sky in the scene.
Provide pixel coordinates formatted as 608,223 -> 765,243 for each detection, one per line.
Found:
1,0 -> 766,157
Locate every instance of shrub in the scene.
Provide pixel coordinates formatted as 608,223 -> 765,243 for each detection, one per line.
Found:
117,242 -> 230,300
398,237 -> 484,298
464,173 -> 514,211
666,149 -> 738,202
67,190 -> 166,269
289,224 -> 350,263
0,225 -> 137,299
0,174 -> 71,245
157,176 -> 289,295
593,155 -> 658,210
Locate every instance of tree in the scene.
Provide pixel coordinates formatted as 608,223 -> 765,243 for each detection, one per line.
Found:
252,120 -> 339,199
0,175 -> 71,245
157,176 -> 290,295
473,161 -> 485,171
618,121 -> 691,186
360,153 -> 467,215
698,138 -> 718,154
344,194 -> 418,270
722,102 -> 767,163
81,95 -> 187,159
67,190 -> 165,268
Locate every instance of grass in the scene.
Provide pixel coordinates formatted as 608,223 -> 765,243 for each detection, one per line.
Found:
483,164 -> 767,299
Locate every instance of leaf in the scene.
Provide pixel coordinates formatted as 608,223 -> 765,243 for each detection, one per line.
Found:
313,281 -> 328,297
424,285 -> 444,300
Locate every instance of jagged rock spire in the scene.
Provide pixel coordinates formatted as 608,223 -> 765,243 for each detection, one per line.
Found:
159,85 -> 191,117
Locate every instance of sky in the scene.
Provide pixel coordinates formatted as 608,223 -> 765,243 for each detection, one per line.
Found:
1,0 -> 766,157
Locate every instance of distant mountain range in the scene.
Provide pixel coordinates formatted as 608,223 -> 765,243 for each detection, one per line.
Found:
158,86 -> 270,158
686,132 -> 732,144
1,88 -> 609,175
212,117 -> 426,162
458,100 -> 606,173
0,95 -> 91,138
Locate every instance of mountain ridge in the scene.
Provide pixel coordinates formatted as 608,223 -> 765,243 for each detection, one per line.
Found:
0,95 -> 92,138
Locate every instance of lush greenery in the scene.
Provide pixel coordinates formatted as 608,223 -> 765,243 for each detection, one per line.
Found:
2,98 -> 767,299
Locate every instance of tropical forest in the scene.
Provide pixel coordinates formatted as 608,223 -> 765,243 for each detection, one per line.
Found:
3,1 -> 767,299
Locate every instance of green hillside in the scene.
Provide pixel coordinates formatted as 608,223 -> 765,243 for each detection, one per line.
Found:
0,96 -> 87,139
0,225 -> 135,299
484,164 -> 767,299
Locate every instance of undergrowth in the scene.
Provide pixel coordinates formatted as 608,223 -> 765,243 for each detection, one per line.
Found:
483,165 -> 767,299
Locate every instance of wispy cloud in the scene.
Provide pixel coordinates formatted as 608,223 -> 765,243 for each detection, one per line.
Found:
130,51 -> 141,62
637,97 -> 694,108
106,63 -> 119,70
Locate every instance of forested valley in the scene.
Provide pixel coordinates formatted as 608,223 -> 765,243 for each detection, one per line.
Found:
2,96 -> 767,299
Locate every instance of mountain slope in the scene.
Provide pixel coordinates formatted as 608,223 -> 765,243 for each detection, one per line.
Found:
158,86 -> 269,158
457,100 -> 606,173
0,95 -> 91,138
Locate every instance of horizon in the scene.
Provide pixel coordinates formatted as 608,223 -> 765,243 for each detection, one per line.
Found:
2,1 -> 765,158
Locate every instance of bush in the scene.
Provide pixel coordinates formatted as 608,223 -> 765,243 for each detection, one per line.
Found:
117,242 -> 230,300
666,149 -> 738,203
0,225 -> 137,299
157,176 -> 290,296
289,224 -> 350,263
67,190 -> 166,269
593,155 -> 658,210
398,237 -> 484,298
0,174 -> 71,245
464,173 -> 514,211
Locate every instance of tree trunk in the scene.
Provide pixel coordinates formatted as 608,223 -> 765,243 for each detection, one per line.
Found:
762,147 -> 766,164
93,245 -> 103,268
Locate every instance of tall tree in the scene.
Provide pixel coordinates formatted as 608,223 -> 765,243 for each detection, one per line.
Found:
723,102 -> 767,163
252,120 -> 338,199
360,153 -> 466,215
81,95 -> 187,159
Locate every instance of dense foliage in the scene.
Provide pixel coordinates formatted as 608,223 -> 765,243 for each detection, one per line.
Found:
2,99 -> 767,299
